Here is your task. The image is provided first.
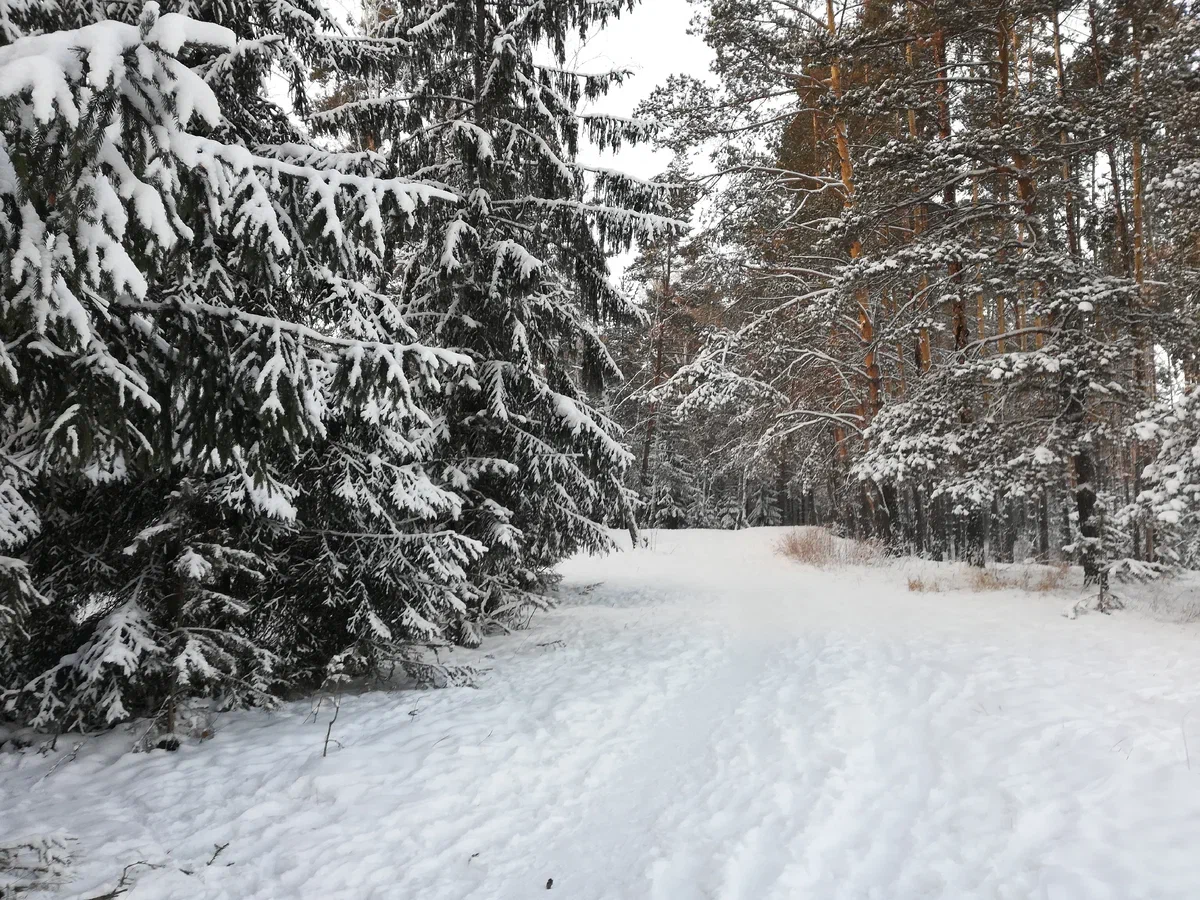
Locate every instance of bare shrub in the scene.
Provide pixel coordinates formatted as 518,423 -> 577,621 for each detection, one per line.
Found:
1032,565 -> 1069,592
777,528 -> 884,568
907,575 -> 942,592
968,569 -> 1010,591
777,528 -> 834,565
906,564 -> 1069,594
970,565 -> 1071,593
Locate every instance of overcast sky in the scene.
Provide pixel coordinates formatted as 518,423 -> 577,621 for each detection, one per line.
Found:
571,0 -> 714,179
325,0 -> 712,177
321,0 -> 713,273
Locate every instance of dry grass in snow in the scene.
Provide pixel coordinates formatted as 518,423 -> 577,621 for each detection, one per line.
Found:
907,564 -> 1070,594
777,527 -> 1074,596
775,527 -> 885,568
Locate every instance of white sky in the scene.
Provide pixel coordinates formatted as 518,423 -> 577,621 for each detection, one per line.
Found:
561,0 -> 714,277
570,0 -> 714,179
323,0 -> 712,179
320,0 -> 712,275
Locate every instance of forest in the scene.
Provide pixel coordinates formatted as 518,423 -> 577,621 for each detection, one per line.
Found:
0,0 -> 1198,736
615,0 -> 1200,589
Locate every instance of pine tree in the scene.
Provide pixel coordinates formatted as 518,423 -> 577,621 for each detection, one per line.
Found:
638,0 -> 1193,578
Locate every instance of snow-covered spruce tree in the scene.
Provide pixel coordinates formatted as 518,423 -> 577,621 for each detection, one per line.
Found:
1135,387 -> 1200,569
0,2 -> 473,730
309,0 -> 681,635
261,411 -> 488,686
750,483 -> 783,527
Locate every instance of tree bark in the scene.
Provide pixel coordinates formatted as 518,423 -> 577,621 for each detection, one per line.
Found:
826,0 -> 881,419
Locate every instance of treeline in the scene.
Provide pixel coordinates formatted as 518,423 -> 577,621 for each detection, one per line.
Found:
611,0 -> 1200,584
0,0 -> 674,732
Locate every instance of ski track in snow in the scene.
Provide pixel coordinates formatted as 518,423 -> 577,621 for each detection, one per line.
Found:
4,528 -> 1200,899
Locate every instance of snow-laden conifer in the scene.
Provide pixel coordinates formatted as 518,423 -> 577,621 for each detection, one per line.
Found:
0,0 -> 473,729
311,0 -> 682,630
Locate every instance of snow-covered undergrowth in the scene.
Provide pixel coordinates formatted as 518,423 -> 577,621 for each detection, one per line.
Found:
776,524 -> 1200,621
891,547 -> 1200,624
4,527 -> 1200,898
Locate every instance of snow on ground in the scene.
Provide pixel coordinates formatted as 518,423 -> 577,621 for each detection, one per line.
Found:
4,527 -> 1200,899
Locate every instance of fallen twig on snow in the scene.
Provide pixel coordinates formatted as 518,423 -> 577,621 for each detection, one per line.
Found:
207,843 -> 230,866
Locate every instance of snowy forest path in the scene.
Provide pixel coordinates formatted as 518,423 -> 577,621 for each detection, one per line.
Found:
5,528 -> 1200,899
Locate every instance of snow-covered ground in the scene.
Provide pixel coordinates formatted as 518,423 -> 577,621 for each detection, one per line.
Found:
5,528 -> 1200,899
